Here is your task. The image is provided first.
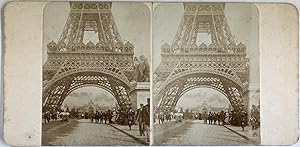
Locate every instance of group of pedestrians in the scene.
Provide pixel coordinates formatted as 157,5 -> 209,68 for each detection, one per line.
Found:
201,110 -> 248,131
43,107 -> 70,123
86,98 -> 150,142
88,109 -> 113,124
201,111 -> 226,125
157,112 -> 173,124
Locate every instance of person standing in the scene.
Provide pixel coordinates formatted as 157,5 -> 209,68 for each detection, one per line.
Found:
141,98 -> 150,142
103,111 -> 107,124
220,110 -> 225,125
136,104 -> 145,136
203,112 -> 208,124
95,110 -> 99,123
208,112 -> 212,124
128,109 -> 135,130
240,110 -> 247,131
108,109 -> 113,124
213,112 -> 217,125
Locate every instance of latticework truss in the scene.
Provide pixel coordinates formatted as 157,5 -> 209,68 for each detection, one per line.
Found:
154,3 -> 249,114
43,2 -> 135,111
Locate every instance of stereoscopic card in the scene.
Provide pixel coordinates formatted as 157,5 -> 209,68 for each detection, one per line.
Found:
2,1 -> 299,146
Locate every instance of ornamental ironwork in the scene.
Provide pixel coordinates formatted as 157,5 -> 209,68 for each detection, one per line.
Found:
154,3 -> 249,116
43,2 -> 136,111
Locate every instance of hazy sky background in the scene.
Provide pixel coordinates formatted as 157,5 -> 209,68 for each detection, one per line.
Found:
177,88 -> 229,109
62,87 -> 117,108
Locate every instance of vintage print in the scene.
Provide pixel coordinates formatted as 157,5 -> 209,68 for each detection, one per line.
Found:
42,2 -> 150,146
153,3 -> 260,145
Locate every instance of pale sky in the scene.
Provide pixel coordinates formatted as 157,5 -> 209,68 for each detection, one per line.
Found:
62,87 -> 117,108
177,88 -> 229,109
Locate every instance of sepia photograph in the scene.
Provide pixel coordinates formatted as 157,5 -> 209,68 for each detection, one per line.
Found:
2,1 -> 299,146
152,2 -> 260,145
41,2 -> 150,146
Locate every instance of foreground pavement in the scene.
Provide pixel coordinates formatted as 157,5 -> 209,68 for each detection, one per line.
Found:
110,124 -> 149,145
155,120 -> 257,145
224,125 -> 260,145
48,119 -> 143,146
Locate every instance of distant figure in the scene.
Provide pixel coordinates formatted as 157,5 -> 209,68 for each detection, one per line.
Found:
89,111 -> 94,123
60,110 -> 69,122
203,112 -> 208,124
107,110 -> 113,124
220,111 -> 226,125
240,111 -> 247,131
198,113 -> 202,120
95,110 -> 99,123
213,112 -> 217,125
128,109 -> 135,130
44,111 -> 50,123
158,112 -> 165,124
208,112 -> 213,124
103,111 -> 107,124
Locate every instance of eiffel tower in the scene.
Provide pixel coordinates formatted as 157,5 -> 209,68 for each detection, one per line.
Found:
42,2 -> 136,111
153,3 -> 249,121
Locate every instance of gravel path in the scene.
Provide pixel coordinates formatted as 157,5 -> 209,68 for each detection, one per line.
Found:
49,119 -> 143,146
158,120 -> 255,145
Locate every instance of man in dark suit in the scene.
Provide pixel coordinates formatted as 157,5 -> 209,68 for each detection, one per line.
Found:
136,103 -> 145,136
141,98 -> 150,142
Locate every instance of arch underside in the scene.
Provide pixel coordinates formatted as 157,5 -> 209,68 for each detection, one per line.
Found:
156,73 -> 246,112
42,71 -> 132,110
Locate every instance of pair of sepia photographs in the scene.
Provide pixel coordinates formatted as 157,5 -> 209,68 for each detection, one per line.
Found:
40,2 -> 261,146
4,0 -> 300,146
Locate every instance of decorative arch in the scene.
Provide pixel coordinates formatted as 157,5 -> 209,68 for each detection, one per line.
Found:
155,71 -> 246,113
44,66 -> 133,92
42,70 -> 132,111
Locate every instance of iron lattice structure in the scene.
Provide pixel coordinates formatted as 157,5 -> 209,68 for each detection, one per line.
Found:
154,3 -> 249,113
43,2 -> 135,110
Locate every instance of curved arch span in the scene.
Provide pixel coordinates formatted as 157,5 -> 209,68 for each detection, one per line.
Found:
43,68 -> 133,94
155,72 -> 245,113
42,71 -> 132,109
66,84 -> 116,99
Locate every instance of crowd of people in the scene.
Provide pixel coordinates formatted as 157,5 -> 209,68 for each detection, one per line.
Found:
83,98 -> 150,142
155,107 -> 260,132
43,108 -> 68,123
42,98 -> 151,142
86,109 -> 114,124
200,111 -> 227,125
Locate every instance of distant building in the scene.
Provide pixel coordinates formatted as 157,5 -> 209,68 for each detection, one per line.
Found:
65,99 -> 119,113
191,101 -> 227,113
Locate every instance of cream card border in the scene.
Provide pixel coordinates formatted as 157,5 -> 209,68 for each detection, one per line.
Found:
2,1 -> 299,146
